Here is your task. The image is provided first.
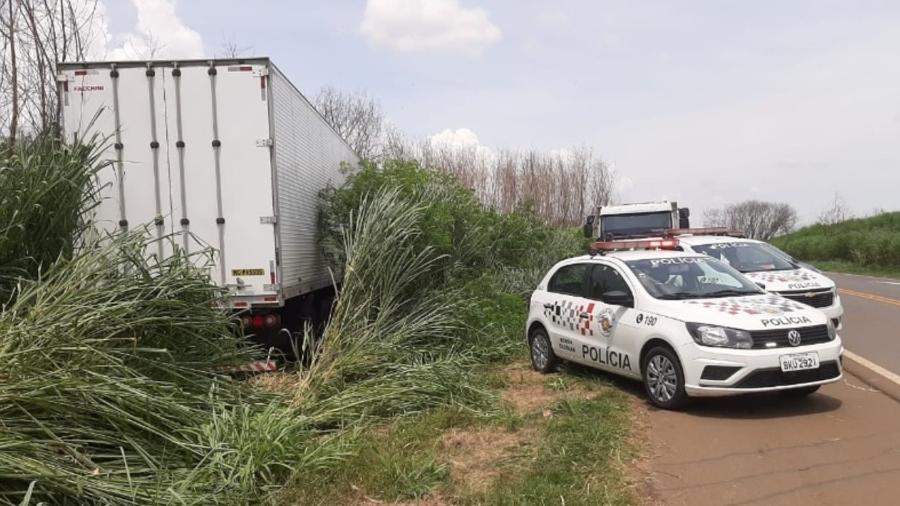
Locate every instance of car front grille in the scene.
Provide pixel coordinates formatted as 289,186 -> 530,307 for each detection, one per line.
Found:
749,325 -> 831,349
776,288 -> 834,308
733,361 -> 840,388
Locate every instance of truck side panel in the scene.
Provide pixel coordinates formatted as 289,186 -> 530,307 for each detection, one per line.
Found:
269,66 -> 358,298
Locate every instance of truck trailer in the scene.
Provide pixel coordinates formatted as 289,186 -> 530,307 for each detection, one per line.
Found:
57,57 -> 359,348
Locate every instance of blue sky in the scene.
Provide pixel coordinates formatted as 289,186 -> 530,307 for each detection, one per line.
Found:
98,0 -> 900,223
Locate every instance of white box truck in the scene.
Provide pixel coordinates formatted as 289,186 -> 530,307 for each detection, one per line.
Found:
57,58 -> 359,348
583,200 -> 691,240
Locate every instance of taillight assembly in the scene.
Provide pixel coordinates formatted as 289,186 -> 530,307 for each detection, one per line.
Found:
241,313 -> 282,330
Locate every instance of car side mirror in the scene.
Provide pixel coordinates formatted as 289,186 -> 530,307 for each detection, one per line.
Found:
583,216 -> 596,238
678,207 -> 690,229
755,282 -> 766,290
602,290 -> 633,308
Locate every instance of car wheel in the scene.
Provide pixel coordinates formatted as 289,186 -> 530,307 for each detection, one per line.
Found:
642,346 -> 688,410
779,385 -> 820,397
529,327 -> 558,374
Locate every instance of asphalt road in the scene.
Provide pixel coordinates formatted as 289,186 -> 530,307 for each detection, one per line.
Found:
638,373 -> 900,506
827,272 -> 900,375
638,271 -> 900,505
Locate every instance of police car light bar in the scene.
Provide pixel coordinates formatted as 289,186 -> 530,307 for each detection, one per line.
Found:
590,238 -> 680,254
666,227 -> 745,238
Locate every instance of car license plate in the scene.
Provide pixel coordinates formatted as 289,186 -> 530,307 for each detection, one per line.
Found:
779,352 -> 820,372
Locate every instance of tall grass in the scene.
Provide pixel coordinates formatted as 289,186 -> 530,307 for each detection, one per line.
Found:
1,139 -> 581,504
0,135 -> 105,303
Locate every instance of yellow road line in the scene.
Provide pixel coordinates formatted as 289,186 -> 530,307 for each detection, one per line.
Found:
838,288 -> 900,308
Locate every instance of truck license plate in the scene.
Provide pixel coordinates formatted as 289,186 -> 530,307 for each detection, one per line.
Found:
779,352 -> 819,372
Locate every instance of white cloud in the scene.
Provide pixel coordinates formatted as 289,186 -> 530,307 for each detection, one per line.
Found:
86,0 -> 204,60
430,127 -> 481,149
429,127 -> 496,161
360,0 -> 501,55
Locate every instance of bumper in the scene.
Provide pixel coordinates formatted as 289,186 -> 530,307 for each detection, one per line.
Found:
820,300 -> 844,329
680,338 -> 844,397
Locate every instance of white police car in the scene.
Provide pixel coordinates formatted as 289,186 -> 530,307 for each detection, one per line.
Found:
525,238 -> 843,409
673,230 -> 844,329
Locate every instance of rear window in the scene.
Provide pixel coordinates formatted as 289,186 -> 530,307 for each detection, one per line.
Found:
547,264 -> 590,296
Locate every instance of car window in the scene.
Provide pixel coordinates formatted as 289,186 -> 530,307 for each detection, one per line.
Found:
625,256 -> 763,299
547,264 -> 590,296
588,264 -> 633,300
691,242 -> 794,272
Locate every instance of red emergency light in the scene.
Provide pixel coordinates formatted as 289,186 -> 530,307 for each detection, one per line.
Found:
590,237 -> 680,254
665,227 -> 745,238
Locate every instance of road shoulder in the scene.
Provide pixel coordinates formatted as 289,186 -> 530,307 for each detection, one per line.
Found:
635,372 -> 900,506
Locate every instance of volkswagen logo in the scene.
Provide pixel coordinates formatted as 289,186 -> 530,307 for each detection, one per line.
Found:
787,330 -> 802,346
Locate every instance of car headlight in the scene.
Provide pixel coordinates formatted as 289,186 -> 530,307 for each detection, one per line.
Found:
686,323 -> 754,349
826,318 -> 837,340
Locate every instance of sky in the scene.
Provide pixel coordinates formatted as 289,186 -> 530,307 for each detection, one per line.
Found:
92,0 -> 900,223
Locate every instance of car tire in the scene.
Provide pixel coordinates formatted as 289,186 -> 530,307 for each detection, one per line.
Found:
642,346 -> 688,410
779,385 -> 820,397
529,327 -> 558,374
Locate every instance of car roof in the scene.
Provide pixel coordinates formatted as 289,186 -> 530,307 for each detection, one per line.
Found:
676,235 -> 762,246
560,249 -> 709,265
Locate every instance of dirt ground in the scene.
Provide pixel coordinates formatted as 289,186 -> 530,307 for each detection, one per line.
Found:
635,372 -> 900,506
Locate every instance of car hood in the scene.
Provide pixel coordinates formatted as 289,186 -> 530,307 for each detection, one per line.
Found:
650,294 -> 829,331
741,268 -> 834,292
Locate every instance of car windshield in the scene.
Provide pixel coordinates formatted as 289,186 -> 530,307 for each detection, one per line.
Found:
690,241 -> 797,272
600,212 -> 671,238
625,256 -> 765,300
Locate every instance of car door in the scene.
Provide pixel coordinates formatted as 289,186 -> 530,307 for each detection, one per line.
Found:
539,263 -> 593,361
575,263 -> 642,378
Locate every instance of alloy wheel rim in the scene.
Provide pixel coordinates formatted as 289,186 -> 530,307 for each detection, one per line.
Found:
532,335 -> 549,369
647,355 -> 677,402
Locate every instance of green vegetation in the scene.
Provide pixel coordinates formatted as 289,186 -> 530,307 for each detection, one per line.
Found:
1,142 -> 631,505
278,371 -> 633,505
772,212 -> 900,275
0,135 -> 104,302
805,260 -> 900,280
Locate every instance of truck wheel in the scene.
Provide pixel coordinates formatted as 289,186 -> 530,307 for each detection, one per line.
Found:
642,346 -> 688,410
780,385 -> 820,397
529,328 -> 558,374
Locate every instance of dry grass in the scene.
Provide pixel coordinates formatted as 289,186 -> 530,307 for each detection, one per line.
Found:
501,362 -> 605,415
439,427 -> 537,494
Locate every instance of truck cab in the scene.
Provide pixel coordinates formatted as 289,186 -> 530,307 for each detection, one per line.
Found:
583,201 -> 691,240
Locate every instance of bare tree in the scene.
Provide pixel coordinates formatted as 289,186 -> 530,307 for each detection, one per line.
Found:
817,193 -> 851,225
218,36 -> 252,58
705,200 -> 798,240
314,86 -> 385,160
3,0 -> 19,144
1,0 -> 101,140
381,131 -> 617,226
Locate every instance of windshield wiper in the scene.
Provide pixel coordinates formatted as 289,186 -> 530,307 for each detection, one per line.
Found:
702,289 -> 758,298
656,292 -> 700,300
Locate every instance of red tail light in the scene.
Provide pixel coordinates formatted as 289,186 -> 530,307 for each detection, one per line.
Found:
263,314 -> 280,328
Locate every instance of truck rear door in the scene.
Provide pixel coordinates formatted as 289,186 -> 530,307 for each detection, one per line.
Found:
59,61 -> 279,306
